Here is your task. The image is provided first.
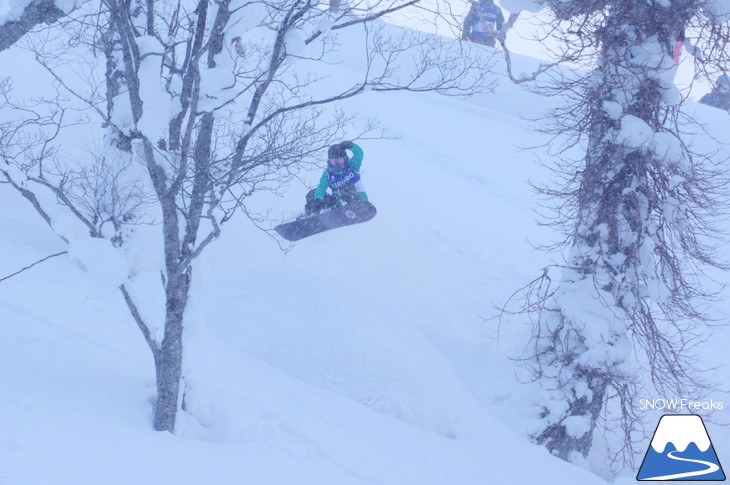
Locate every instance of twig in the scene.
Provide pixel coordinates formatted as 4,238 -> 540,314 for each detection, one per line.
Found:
0,250 -> 68,284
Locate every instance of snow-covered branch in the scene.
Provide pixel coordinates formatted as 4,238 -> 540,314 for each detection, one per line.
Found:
0,0 -> 70,51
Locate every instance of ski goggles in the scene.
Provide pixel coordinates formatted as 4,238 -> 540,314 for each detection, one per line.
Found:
329,157 -> 346,166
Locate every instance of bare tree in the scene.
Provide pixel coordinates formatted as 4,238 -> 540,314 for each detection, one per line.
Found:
1,0 -> 496,432
500,0 -> 730,470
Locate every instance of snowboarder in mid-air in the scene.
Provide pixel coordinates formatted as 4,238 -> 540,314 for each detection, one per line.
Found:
304,140 -> 368,215
275,140 -> 376,241
461,0 -> 505,48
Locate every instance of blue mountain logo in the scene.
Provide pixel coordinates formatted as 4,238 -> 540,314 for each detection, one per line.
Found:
637,414 -> 725,481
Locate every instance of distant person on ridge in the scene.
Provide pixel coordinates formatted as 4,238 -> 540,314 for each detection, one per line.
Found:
699,75 -> 730,110
461,0 -> 505,48
304,141 -> 368,215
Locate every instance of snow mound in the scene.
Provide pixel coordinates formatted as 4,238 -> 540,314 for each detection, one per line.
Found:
200,264 -> 483,439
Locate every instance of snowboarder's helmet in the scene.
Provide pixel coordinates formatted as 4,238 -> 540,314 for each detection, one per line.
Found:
328,144 -> 346,159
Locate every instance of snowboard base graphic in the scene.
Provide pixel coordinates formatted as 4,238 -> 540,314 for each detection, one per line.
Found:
275,201 -> 377,241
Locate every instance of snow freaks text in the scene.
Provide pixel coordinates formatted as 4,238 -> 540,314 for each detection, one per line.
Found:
639,399 -> 724,411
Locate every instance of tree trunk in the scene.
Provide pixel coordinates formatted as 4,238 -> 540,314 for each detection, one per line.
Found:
531,0 -> 698,463
153,270 -> 191,432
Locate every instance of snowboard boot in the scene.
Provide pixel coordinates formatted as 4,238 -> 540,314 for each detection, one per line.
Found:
304,190 -> 322,215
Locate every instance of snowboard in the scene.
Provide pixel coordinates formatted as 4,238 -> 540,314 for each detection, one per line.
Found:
275,201 -> 377,241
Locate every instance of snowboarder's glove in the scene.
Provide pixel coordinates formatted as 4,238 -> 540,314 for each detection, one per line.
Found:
340,141 -> 354,150
310,198 -> 325,214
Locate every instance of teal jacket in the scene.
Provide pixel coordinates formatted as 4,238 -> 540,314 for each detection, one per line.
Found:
314,143 -> 368,201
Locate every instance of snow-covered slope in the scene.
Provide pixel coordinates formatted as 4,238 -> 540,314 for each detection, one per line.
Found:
2,21 -> 730,485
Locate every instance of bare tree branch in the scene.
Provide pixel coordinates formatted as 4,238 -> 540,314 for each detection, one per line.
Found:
0,250 -> 68,284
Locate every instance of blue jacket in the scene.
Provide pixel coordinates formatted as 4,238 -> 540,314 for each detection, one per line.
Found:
314,143 -> 368,201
